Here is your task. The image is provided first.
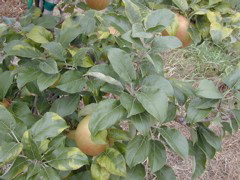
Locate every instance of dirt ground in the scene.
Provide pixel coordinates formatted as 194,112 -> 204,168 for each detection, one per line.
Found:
0,1 -> 240,179
0,0 -> 27,19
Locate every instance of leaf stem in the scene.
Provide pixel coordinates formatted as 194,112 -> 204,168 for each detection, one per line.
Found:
10,130 -> 20,143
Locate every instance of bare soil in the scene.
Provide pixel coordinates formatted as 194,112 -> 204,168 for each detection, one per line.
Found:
0,0 -> 27,19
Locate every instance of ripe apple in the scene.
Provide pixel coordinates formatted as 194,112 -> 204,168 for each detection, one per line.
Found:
85,0 -> 110,10
162,14 -> 192,47
75,115 -> 108,156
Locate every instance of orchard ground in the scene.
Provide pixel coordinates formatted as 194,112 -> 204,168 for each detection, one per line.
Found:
0,1 -> 239,179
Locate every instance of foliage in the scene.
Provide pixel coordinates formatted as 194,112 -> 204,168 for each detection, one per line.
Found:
0,0 -> 239,179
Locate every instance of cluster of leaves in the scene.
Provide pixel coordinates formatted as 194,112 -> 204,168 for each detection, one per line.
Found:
60,0 -> 240,47
0,0 -> 239,179
188,0 -> 240,47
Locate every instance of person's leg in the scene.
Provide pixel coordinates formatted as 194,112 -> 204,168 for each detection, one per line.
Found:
28,0 -> 60,15
43,0 -> 61,15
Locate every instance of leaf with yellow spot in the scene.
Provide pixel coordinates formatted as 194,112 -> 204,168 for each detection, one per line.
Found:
2,157 -> 29,179
97,148 -> 127,177
207,11 -> 222,23
0,142 -> 23,167
21,131 -> 41,160
45,147 -> 88,171
91,163 -> 110,180
26,26 -> 53,44
30,112 -> 68,141
210,22 -> 233,42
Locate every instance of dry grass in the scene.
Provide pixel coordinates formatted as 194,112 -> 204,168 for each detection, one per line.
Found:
165,122 -> 240,180
163,45 -> 240,180
0,0 -> 27,19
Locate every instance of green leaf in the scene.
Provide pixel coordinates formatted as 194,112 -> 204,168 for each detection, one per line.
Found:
108,48 -> 136,83
152,36 -> 182,53
165,102 -> 177,123
145,54 -> 164,74
144,9 -> 175,30
196,80 -> 222,99
86,72 -> 123,88
12,101 -> 36,128
72,47 -> 92,67
130,113 -> 154,135
120,92 -> 145,117
159,127 -> 189,159
172,0 -> 188,11
209,22 -> 233,43
120,164 -> 146,180
148,140 -> 166,173
46,135 -> 66,153
132,23 -> 153,38
91,163 -> 110,180
0,105 -> 16,134
70,171 -> 93,180
121,31 -> 143,48
123,0 -> 142,24
4,44 -> 42,58
100,84 -> 124,96
42,42 -> 67,61
231,118 -> 239,132
57,27 -> 82,48
78,103 -> 97,117
2,157 -> 28,179
37,73 -> 60,91
195,98 -> 219,109
39,59 -> 59,74
89,99 -> 127,136
56,70 -> 87,94
186,98 -> 212,123
223,67 -> 240,88
0,23 -> 8,36
209,0 -> 222,6
222,122 -> 233,135
196,133 -> 216,159
26,26 -> 53,44
91,130 -> 108,144
232,109 -> 240,125
0,71 -> 13,100
192,146 -> 207,179
97,148 -> 126,177
45,147 -> 88,171
108,128 -> 130,141
136,90 -> 168,122
88,64 -> 120,80
0,142 -> 23,167
33,166 -> 60,180
170,79 -> 195,105
142,75 -> 174,97
156,165 -> 176,180
198,126 -> 222,151
21,130 -> 41,160
35,15 -> 60,29
50,94 -> 80,117
16,66 -> 42,89
126,135 -> 150,168
30,112 -> 68,141
14,120 -> 27,143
